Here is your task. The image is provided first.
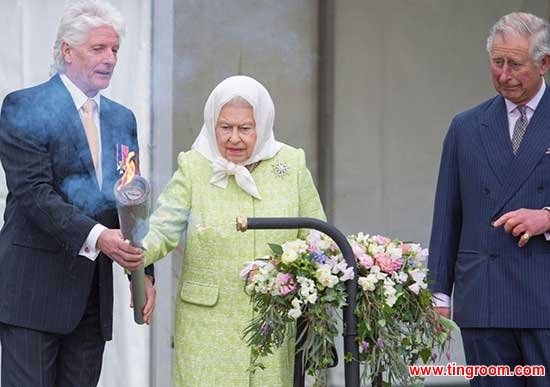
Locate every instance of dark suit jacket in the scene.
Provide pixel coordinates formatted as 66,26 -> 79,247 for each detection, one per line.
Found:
428,85 -> 550,328
0,74 -> 152,340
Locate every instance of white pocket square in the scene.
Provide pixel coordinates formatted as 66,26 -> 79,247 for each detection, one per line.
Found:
545,148 -> 550,154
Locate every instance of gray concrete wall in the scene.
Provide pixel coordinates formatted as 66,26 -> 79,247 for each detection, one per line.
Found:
172,0 -> 319,176
332,0 -> 549,242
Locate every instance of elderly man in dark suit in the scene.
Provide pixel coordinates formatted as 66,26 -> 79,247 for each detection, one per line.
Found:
429,12 -> 550,387
0,1 -> 155,386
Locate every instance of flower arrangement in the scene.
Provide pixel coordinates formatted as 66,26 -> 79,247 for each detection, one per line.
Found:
241,230 -> 457,385
240,231 -> 354,375
350,232 -> 457,386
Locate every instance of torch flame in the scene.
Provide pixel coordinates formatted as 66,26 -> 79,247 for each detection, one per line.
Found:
117,151 -> 136,191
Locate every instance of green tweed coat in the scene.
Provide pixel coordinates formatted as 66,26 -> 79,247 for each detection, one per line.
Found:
144,145 -> 326,387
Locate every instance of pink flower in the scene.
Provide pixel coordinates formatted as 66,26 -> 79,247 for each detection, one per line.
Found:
308,243 -> 320,253
375,254 -> 403,274
352,242 -> 365,257
276,273 -> 297,296
372,235 -> 391,246
352,243 -> 374,269
358,255 -> 374,269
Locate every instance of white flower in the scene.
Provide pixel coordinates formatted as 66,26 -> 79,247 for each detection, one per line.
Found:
418,248 -> 429,262
409,269 -> 426,283
356,232 -> 370,244
370,266 -> 388,281
288,307 -> 302,319
384,277 -> 395,288
408,269 -> 428,294
408,243 -> 422,254
239,259 -> 271,279
358,276 -> 376,292
316,265 -> 339,288
291,298 -> 303,309
369,245 -> 385,256
383,279 -> 398,307
331,260 -> 348,274
408,283 -> 421,294
387,246 -> 403,259
295,276 -> 318,304
306,292 -> 318,304
288,300 -> 304,319
340,267 -> 355,282
394,271 -> 408,284
297,276 -> 315,290
283,239 -> 308,254
281,250 -> 298,264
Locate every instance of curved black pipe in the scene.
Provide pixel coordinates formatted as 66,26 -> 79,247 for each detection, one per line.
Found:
237,216 -> 360,387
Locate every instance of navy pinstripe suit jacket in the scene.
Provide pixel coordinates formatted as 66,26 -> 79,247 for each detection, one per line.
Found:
428,85 -> 550,328
0,74 -> 151,340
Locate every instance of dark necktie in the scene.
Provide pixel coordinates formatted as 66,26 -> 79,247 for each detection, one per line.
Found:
511,105 -> 528,154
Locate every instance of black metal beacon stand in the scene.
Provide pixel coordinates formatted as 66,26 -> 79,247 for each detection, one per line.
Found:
236,216 -> 360,387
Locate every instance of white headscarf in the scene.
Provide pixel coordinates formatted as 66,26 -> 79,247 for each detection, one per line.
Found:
192,75 -> 284,200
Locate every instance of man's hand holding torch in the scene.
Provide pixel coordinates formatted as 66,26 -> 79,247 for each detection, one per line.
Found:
97,229 -> 144,271
112,151 -> 155,325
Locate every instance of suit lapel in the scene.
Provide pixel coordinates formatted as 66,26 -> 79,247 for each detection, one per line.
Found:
99,98 -> 118,201
49,75 -> 99,189
491,87 -> 550,217
479,96 -> 514,185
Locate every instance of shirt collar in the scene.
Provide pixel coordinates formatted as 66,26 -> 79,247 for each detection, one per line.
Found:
59,73 -> 101,112
505,79 -> 546,114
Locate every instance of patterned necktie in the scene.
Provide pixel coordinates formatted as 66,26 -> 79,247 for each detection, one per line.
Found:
81,99 -> 99,171
511,105 -> 528,154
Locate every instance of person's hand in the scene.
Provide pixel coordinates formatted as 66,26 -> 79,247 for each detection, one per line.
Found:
129,275 -> 156,325
96,229 -> 144,270
435,306 -> 451,319
492,208 -> 550,247
143,275 -> 156,324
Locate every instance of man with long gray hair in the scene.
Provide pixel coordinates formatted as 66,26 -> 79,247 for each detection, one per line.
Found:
429,12 -> 550,387
0,1 -> 155,386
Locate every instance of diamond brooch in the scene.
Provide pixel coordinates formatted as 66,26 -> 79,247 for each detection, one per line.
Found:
272,161 -> 290,177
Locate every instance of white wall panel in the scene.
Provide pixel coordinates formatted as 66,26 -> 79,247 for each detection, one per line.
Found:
0,1 -> 152,386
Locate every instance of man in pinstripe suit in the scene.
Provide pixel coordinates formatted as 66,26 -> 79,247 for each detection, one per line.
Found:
429,12 -> 550,387
0,2 -> 155,386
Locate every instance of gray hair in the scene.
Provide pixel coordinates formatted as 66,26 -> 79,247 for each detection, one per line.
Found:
486,12 -> 550,63
224,96 -> 254,110
51,0 -> 125,74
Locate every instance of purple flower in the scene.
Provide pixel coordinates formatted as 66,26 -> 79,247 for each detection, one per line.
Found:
446,350 -> 452,360
376,337 -> 384,348
361,340 -> 369,352
261,321 -> 270,336
312,251 -> 327,264
431,353 -> 438,363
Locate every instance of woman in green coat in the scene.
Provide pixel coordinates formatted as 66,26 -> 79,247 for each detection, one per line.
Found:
143,75 -> 326,387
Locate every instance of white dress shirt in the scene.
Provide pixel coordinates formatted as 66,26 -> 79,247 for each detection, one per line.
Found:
60,73 -> 107,261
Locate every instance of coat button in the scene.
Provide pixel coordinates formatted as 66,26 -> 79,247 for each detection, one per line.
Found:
537,186 -> 544,193
483,188 -> 490,195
